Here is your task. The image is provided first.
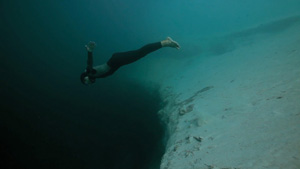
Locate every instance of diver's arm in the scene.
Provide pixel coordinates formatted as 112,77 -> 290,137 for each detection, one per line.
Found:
87,51 -> 93,71
85,41 -> 96,72
84,41 -> 110,78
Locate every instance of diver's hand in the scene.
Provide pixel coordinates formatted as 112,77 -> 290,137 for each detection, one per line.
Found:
85,41 -> 96,52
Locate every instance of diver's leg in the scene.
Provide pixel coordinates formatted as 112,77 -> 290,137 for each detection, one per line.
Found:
107,37 -> 180,68
107,42 -> 162,68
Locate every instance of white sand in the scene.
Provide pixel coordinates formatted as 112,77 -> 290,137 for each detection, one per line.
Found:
131,16 -> 300,169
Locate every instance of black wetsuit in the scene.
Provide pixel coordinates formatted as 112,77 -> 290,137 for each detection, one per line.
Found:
86,42 -> 162,79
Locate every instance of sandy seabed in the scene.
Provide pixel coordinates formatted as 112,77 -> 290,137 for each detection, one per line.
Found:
149,16 -> 300,169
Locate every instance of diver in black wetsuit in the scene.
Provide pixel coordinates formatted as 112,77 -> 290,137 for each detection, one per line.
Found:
80,37 -> 180,85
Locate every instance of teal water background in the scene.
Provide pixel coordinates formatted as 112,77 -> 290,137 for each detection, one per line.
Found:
1,0 -> 300,169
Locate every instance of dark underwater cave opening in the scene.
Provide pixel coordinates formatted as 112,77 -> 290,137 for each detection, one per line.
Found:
0,79 -> 166,169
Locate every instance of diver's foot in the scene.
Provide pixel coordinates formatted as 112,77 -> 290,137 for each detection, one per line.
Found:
161,37 -> 180,49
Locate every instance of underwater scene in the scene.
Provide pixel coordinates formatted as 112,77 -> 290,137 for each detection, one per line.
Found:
1,0 -> 300,169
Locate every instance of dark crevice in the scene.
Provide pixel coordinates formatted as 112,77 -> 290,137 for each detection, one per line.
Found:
0,79 -> 166,169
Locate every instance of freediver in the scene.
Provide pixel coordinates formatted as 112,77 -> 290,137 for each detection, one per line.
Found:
80,37 -> 180,85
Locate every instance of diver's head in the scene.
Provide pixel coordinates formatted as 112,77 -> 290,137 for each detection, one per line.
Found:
80,72 -> 96,85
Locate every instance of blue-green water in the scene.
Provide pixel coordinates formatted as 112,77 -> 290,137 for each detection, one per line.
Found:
1,0 -> 300,169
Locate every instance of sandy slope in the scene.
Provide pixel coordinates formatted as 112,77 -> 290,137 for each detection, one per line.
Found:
156,17 -> 300,169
